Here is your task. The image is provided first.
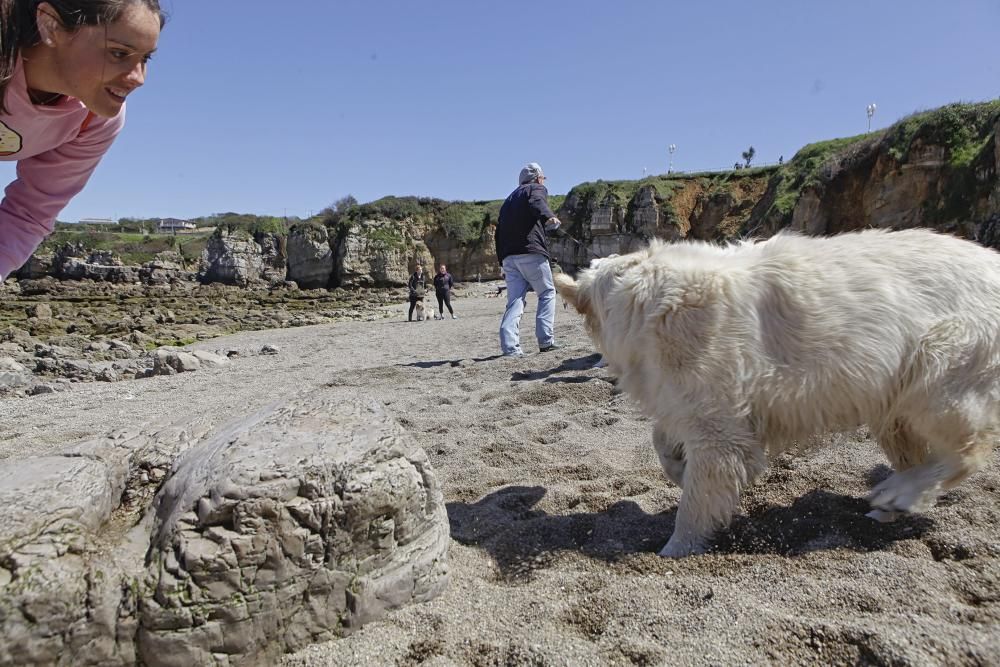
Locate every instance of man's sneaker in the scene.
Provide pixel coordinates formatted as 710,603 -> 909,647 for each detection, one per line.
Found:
539,343 -> 561,352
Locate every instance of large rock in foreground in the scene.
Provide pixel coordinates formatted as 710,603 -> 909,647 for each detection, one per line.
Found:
137,398 -> 450,665
0,395 -> 450,666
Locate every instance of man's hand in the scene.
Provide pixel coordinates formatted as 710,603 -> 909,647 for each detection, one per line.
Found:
544,217 -> 561,232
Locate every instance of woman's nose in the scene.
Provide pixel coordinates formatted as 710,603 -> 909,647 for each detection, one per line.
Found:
126,62 -> 147,87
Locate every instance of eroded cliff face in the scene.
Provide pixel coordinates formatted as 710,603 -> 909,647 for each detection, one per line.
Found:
783,126 -> 999,241
549,174 -> 771,271
423,225 -> 501,281
198,230 -> 284,287
149,111 -> 1000,283
18,103 -> 1000,287
549,103 -> 1000,272
326,218 -> 504,287
286,224 -> 334,289
754,105 -> 1000,245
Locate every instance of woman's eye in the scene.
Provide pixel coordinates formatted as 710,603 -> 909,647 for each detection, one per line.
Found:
110,50 -> 129,59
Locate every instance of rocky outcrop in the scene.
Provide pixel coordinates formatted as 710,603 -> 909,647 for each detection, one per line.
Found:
423,225 -> 501,282
0,396 -> 450,666
14,253 -> 54,280
14,249 -> 193,285
0,280 -> 399,396
60,257 -> 140,282
198,231 -> 266,286
139,256 -> 196,285
335,220 -> 413,287
255,233 -> 287,283
12,102 -> 1000,285
286,224 -> 334,288
0,441 -> 140,666
747,104 -> 1000,244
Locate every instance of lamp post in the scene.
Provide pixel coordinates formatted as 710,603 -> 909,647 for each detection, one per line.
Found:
866,103 -> 877,133
643,166 -> 647,179
668,144 -> 676,173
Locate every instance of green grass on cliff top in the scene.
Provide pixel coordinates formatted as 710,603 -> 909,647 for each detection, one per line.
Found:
887,99 -> 1000,166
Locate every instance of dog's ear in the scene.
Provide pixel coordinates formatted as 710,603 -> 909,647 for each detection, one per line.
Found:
554,273 -> 591,315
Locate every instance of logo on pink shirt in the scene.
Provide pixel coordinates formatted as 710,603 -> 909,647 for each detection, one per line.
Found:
0,121 -> 22,156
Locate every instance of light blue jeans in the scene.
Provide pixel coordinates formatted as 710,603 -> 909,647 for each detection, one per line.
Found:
499,253 -> 556,355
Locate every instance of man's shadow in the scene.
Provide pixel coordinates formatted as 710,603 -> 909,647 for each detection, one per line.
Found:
399,352 -> 600,370
447,483 -> 931,580
510,354 -> 605,383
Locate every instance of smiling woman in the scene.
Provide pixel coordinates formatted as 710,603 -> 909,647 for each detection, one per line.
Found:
0,0 -> 164,280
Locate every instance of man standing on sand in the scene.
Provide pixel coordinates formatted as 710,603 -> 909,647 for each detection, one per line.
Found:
495,162 -> 562,357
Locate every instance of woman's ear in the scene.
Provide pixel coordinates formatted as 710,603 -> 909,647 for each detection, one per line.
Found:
35,3 -> 63,47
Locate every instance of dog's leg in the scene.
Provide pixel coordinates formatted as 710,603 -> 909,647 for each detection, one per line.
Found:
869,412 -> 996,519
870,323 -> 1000,520
876,419 -> 931,472
659,417 -> 765,558
869,419 -> 932,522
652,421 -> 685,488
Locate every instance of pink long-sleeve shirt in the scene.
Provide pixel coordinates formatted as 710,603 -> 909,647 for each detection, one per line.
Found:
0,56 -> 125,279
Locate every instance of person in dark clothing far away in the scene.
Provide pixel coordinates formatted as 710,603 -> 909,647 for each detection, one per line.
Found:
407,264 -> 426,321
433,263 -> 457,319
495,162 -> 561,357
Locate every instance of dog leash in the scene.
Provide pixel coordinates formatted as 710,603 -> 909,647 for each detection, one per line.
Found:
553,230 -> 601,262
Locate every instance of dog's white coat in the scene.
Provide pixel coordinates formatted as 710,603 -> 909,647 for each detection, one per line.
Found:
414,301 -> 434,321
556,229 -> 1000,557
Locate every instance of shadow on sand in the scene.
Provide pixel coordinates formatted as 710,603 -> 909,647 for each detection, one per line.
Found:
509,354 -> 605,383
401,354 -> 508,369
447,483 -> 931,580
400,352 -> 603,371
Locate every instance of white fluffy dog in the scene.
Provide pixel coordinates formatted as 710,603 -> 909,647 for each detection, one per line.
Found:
555,228 -> 1000,558
413,300 -> 434,322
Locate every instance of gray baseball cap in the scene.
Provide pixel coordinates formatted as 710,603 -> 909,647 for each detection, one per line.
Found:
518,162 -> 544,185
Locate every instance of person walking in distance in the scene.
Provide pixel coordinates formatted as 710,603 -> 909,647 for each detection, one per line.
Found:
495,162 -> 561,356
0,0 -> 165,280
433,263 -> 456,319
407,264 -> 426,321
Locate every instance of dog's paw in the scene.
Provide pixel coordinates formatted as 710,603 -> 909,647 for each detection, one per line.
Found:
657,534 -> 709,558
868,466 -> 941,515
865,508 -> 903,523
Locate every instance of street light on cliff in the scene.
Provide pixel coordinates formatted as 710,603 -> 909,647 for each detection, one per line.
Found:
668,144 -> 676,173
866,103 -> 877,133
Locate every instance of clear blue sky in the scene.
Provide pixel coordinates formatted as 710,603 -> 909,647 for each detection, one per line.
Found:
4,0 -> 998,222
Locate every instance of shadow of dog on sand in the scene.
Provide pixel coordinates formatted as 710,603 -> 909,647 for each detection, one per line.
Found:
447,485 -> 931,581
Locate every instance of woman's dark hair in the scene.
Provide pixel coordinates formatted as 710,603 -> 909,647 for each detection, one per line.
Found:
0,0 -> 166,112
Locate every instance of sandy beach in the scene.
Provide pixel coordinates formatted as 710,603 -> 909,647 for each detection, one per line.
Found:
1,287 -> 998,666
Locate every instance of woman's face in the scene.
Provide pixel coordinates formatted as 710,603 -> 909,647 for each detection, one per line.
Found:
439,265 -> 446,274
46,3 -> 161,117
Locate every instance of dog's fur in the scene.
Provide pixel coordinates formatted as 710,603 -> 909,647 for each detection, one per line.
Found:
413,300 -> 434,321
555,228 -> 1000,557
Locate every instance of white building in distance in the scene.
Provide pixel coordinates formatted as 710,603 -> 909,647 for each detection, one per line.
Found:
157,218 -> 197,233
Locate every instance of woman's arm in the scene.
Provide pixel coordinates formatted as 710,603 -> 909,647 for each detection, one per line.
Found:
0,111 -> 124,279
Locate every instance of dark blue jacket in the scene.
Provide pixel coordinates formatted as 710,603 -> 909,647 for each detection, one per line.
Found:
496,183 -> 556,263
433,271 -> 453,293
